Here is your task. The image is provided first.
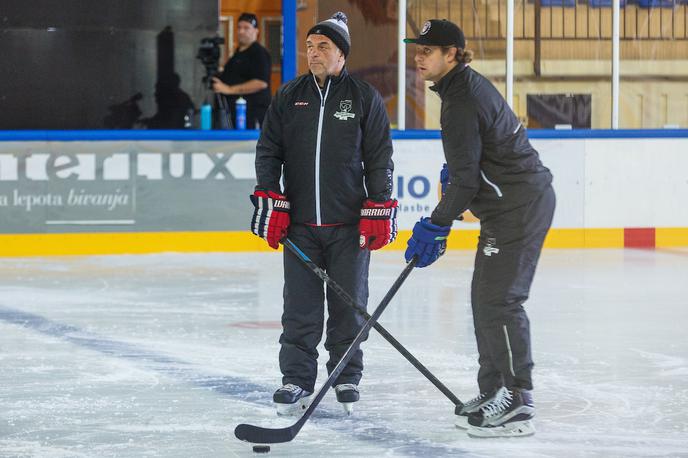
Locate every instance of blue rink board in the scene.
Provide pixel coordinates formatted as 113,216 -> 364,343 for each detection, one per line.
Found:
1,128 -> 688,142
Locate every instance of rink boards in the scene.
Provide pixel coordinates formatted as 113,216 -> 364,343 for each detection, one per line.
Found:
0,130 -> 687,255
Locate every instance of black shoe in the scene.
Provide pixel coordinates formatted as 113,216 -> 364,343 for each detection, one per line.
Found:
467,388 -> 535,437
334,383 -> 359,415
454,386 -> 507,429
273,384 -> 312,416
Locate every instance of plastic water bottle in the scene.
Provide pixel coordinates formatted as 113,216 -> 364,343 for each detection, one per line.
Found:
235,97 -> 247,130
200,103 -> 212,130
183,108 -> 194,129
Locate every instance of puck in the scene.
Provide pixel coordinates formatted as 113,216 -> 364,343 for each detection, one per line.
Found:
252,445 -> 271,453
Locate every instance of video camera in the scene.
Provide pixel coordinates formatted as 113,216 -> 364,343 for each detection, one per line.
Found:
196,36 -> 225,89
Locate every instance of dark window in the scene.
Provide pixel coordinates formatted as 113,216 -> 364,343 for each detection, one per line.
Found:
527,94 -> 592,128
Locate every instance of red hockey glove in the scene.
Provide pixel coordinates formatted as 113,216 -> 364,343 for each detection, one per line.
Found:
250,190 -> 290,249
359,198 -> 398,251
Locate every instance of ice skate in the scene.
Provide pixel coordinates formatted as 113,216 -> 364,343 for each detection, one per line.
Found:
466,388 -> 536,438
273,384 -> 312,417
334,383 -> 359,415
454,386 -> 507,429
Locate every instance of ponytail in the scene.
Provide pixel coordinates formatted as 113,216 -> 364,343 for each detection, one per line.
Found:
457,48 -> 474,64
442,46 -> 474,64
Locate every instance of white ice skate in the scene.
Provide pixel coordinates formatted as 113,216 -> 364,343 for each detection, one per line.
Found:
334,383 -> 359,416
467,419 -> 535,438
273,384 -> 312,417
466,388 -> 536,438
455,386 -> 508,429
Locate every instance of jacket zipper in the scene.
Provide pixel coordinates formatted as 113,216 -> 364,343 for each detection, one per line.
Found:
480,170 -> 503,198
313,75 -> 331,226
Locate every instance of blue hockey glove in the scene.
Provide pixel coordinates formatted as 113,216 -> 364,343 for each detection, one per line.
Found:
440,163 -> 449,197
404,217 -> 451,268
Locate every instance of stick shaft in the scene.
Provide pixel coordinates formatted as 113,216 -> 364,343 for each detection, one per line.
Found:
283,238 -> 462,407
235,254 -> 417,444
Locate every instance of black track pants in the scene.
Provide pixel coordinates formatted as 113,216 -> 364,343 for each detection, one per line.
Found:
471,185 -> 555,392
279,224 -> 370,393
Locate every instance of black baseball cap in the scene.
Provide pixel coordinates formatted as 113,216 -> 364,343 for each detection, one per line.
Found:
238,12 -> 258,28
404,19 -> 465,49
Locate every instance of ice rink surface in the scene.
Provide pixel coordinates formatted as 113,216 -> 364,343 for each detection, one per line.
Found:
1,247 -> 687,457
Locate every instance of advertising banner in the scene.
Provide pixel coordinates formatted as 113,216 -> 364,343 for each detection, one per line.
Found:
2,137 -> 687,237
0,141 -> 257,234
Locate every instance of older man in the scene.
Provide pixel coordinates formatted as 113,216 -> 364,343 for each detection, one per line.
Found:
250,12 -> 397,416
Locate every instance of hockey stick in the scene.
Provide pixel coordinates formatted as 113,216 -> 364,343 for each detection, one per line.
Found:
234,255 -> 417,444
282,237 -> 462,407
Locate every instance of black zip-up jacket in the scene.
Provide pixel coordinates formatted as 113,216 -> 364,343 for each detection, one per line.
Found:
430,64 -> 553,226
255,69 -> 394,225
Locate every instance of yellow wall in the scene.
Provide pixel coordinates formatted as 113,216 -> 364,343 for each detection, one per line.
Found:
2,228 -> 688,256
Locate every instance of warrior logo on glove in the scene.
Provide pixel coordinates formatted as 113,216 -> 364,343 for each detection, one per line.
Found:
359,199 -> 398,250
250,190 -> 290,249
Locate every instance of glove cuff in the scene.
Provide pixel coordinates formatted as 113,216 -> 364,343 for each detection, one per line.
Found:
421,216 -> 451,231
253,190 -> 290,211
361,198 -> 398,218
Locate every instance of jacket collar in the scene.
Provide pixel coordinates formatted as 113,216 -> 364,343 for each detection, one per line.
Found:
310,67 -> 348,89
430,63 -> 467,98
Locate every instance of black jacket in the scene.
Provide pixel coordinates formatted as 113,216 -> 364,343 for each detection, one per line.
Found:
255,69 -> 394,225
430,64 -> 552,226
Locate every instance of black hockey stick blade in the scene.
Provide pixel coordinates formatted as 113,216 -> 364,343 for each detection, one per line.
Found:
234,422 -> 298,444
234,256 -> 417,444
282,237 -> 463,408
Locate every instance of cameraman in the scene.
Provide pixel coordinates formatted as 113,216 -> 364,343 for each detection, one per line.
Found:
212,12 -> 271,129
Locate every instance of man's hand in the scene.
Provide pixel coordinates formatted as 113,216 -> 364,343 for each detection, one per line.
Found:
404,217 -> 451,268
359,199 -> 398,250
212,77 -> 234,95
250,190 -> 290,249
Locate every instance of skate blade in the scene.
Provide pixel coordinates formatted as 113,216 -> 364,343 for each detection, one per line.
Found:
454,415 -> 469,430
467,420 -> 535,438
275,396 -> 312,417
340,402 -> 354,416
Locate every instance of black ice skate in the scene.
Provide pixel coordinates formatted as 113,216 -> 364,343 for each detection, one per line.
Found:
334,383 -> 359,415
454,386 -> 508,429
273,384 -> 312,417
466,388 -> 535,438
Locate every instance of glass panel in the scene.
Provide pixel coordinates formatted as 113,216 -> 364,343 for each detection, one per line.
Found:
301,1 -> 400,125
406,0 -> 509,129
512,0 -> 612,129
219,16 -> 233,64
620,1 -> 688,128
299,1 -> 687,129
263,19 -> 283,71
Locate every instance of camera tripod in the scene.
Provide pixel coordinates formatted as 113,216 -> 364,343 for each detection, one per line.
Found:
202,75 -> 233,130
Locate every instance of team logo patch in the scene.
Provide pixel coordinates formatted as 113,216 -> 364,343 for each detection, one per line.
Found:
334,100 -> 355,120
483,237 -> 500,257
421,21 -> 431,35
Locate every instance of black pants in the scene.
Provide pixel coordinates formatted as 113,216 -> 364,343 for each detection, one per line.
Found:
471,185 -> 555,392
279,224 -> 370,393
